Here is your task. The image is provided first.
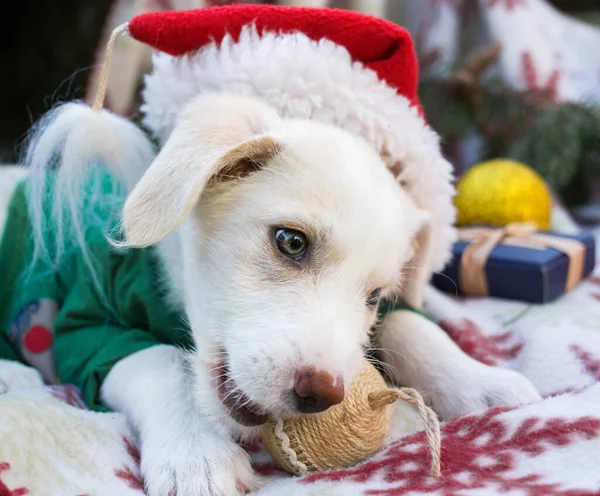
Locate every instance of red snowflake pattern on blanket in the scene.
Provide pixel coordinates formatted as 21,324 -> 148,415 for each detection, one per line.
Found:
114,437 -> 145,493
587,275 -> 600,287
0,463 -> 27,496
587,275 -> 600,301
304,407 -> 600,495
439,319 -> 523,365
521,52 -> 560,101
246,440 -> 284,476
571,345 -> 600,382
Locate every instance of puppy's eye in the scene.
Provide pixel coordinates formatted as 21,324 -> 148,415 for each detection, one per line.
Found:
275,229 -> 308,259
366,288 -> 381,307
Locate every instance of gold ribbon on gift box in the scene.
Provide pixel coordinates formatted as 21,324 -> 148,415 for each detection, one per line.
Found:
459,223 -> 586,297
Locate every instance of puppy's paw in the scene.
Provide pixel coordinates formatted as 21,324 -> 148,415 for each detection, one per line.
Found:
0,359 -> 44,394
142,426 -> 261,496
432,365 -> 541,420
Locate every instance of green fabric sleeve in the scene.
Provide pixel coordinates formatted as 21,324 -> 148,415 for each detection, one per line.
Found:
53,323 -> 160,412
52,243 -> 166,411
377,298 -> 436,323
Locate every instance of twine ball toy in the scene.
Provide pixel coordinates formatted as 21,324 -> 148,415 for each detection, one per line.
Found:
455,159 -> 552,230
260,360 -> 441,477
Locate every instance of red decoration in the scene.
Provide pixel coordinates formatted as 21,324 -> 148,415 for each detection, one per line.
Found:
253,461 -> 282,477
439,319 -> 523,366
587,275 -> 600,286
0,463 -> 28,496
22,325 -> 53,354
571,345 -> 600,382
521,52 -> 560,101
304,407 -> 600,495
114,437 -> 144,492
128,5 -> 421,109
123,437 -> 141,466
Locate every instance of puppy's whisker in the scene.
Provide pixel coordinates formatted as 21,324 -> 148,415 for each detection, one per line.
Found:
401,266 -> 458,295
218,377 -> 253,404
224,380 -> 255,406
204,365 -> 225,375
198,351 -> 229,363
187,351 -> 228,368
232,389 -> 255,409
430,271 -> 458,295
206,363 -> 229,374
368,346 -> 410,361
214,375 -> 237,392
219,384 -> 241,404
365,353 -> 399,380
367,345 -> 415,370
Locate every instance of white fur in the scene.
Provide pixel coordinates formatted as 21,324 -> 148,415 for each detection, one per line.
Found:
142,26 -> 456,274
104,94 -> 433,495
101,346 -> 260,496
377,311 -> 542,420
100,95 -> 539,496
124,93 -> 428,417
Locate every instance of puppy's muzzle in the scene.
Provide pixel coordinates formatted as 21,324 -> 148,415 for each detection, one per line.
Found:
292,367 -> 344,414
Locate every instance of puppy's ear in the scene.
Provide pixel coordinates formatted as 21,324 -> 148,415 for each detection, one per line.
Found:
402,210 -> 434,309
122,95 -> 283,247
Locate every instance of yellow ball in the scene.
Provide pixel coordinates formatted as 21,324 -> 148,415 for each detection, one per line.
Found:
455,159 -> 552,229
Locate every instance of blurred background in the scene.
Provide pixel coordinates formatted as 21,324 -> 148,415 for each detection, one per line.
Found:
1,0 -> 599,221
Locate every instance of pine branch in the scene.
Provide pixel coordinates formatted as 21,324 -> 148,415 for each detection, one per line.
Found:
418,46 -> 600,205
450,43 -> 502,108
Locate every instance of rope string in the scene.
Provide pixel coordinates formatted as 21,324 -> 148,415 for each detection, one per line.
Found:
92,23 -> 130,112
369,388 -> 442,478
274,418 -> 309,476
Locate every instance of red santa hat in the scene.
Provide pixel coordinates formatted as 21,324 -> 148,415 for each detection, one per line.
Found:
123,5 -> 456,272
128,5 -> 421,108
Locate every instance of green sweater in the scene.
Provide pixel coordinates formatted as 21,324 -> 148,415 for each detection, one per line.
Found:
0,177 -> 192,411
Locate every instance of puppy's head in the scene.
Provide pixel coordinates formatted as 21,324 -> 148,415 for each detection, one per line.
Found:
123,94 -> 433,430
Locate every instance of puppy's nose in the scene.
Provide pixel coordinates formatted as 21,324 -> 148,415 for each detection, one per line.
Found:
293,368 -> 344,414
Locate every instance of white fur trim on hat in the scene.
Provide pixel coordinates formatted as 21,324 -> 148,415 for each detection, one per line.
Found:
142,26 -> 456,272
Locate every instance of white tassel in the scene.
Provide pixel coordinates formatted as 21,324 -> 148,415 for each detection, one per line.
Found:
22,23 -> 155,293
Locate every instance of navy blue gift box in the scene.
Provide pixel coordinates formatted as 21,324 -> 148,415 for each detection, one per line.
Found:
432,230 -> 596,304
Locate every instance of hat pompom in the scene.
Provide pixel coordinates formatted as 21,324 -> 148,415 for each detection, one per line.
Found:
23,101 -> 154,294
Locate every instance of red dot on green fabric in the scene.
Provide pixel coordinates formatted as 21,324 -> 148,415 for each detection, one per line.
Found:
24,325 -> 53,354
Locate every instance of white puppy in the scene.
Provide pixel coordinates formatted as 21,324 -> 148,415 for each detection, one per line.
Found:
91,94 -> 540,496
